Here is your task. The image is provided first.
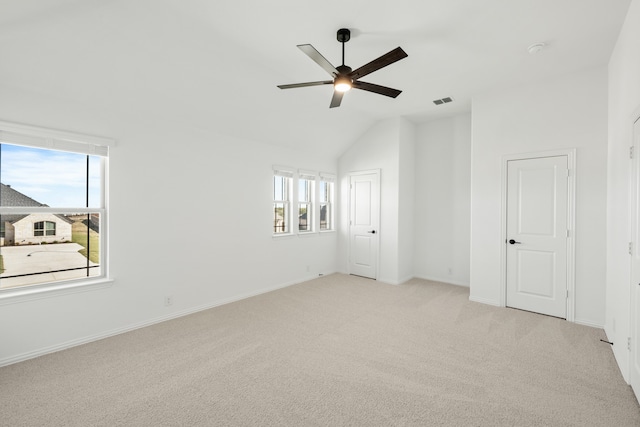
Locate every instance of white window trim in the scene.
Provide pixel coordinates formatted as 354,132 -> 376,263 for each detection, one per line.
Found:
0,120 -> 114,304
319,172 -> 336,233
273,166 -> 294,237
297,169 -> 316,234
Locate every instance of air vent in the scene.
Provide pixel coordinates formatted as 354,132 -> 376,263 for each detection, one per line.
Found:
433,97 -> 453,105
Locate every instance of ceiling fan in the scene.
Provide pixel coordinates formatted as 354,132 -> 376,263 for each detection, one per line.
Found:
277,28 -> 408,108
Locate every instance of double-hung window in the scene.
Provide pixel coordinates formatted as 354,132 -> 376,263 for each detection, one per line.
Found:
0,120 -> 112,297
272,167 -> 336,236
319,173 -> 335,231
298,171 -> 315,233
273,168 -> 293,235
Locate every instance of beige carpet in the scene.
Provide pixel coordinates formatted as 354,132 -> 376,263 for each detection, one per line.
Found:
1,274 -> 639,426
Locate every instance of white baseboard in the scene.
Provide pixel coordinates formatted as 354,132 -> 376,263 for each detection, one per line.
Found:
414,275 -> 470,287
574,318 -> 604,329
377,276 -> 414,286
0,274 -> 326,368
469,295 -> 502,307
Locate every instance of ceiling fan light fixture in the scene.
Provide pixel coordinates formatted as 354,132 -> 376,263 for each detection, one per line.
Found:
334,76 -> 352,92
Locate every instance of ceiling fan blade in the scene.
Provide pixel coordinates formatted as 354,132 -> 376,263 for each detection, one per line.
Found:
277,80 -> 333,89
329,91 -> 344,108
349,47 -> 408,80
353,81 -> 402,98
297,44 -> 339,77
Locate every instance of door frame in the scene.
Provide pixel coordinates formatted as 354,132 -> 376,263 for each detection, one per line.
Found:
347,169 -> 381,280
499,148 -> 576,322
628,112 -> 640,394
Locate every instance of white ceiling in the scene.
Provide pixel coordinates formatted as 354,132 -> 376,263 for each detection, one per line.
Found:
0,0 -> 631,157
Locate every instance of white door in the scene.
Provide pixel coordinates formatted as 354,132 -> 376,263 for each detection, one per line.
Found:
506,156 -> 568,318
349,171 -> 380,279
630,117 -> 640,398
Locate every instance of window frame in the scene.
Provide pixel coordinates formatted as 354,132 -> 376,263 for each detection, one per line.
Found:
33,221 -> 56,237
319,173 -> 336,233
273,167 -> 293,237
297,171 -> 316,234
0,120 -> 114,305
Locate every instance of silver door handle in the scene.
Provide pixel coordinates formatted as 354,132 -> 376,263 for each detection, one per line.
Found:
508,239 -> 521,244
367,230 -> 376,234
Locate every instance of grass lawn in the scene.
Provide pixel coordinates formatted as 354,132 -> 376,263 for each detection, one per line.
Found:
72,221 -> 100,264
0,254 -> 4,273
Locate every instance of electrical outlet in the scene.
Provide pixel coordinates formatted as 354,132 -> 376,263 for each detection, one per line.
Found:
164,296 -> 173,307
448,268 -> 453,275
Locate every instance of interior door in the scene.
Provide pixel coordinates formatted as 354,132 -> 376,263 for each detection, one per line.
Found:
506,156 -> 568,318
349,171 -> 380,279
630,118 -> 640,398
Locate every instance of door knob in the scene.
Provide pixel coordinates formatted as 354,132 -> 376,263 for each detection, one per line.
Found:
367,230 -> 376,234
508,239 -> 521,244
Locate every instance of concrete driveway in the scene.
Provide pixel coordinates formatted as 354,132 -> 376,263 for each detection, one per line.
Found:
0,243 -> 99,289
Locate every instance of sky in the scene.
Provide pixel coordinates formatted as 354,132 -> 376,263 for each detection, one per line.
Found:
0,143 -> 101,208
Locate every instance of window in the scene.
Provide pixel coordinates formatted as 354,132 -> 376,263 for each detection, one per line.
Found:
273,168 -> 293,235
34,221 -> 56,237
272,168 -> 336,236
298,172 -> 315,233
319,173 -> 335,231
0,120 -> 112,297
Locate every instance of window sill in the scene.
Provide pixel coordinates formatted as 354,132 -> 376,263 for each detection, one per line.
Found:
319,230 -> 336,235
272,233 -> 295,239
0,277 -> 114,306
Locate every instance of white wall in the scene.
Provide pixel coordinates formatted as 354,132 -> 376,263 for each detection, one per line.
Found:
606,0 -> 640,380
398,119 -> 416,283
470,67 -> 608,327
0,85 -> 338,365
414,114 -> 472,286
337,117 -> 416,285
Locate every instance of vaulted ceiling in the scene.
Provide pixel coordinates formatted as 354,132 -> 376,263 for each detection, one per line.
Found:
0,0 -> 631,157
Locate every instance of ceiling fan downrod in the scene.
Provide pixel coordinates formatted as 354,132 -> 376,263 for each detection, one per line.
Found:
337,28 -> 350,67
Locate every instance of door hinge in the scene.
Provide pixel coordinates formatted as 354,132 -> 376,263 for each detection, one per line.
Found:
566,290 -> 569,298
631,146 -> 635,159
629,242 -> 633,255
628,337 -> 632,351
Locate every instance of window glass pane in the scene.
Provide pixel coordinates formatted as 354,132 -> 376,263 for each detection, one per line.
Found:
298,203 -> 310,231
0,143 -> 98,208
298,179 -> 309,202
87,156 -> 102,208
320,203 -> 328,230
319,181 -> 328,203
0,212 -> 100,290
274,176 -> 283,200
274,203 -> 287,234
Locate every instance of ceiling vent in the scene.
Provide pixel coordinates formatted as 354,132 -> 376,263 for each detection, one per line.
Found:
433,97 -> 453,105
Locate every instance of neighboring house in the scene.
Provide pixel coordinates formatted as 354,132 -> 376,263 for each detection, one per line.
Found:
0,183 -> 73,246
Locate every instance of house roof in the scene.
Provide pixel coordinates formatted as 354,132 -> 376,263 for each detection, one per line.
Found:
0,183 -> 73,225
0,183 -> 47,208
